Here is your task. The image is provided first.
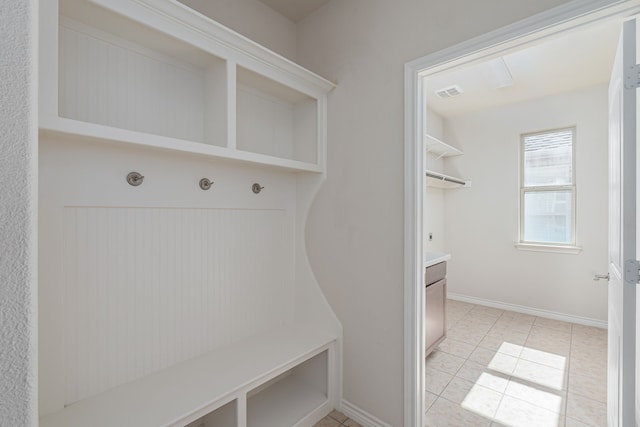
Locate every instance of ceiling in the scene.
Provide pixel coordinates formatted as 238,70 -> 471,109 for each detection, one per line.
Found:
258,0 -> 331,22
257,1 -> 620,115
425,18 -> 622,118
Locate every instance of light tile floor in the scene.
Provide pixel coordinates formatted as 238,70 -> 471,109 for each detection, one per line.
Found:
425,299 -> 607,427
314,410 -> 363,427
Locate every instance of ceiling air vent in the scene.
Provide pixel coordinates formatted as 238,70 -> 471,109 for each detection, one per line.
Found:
435,85 -> 463,98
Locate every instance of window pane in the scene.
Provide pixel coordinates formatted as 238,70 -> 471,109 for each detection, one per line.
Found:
523,129 -> 573,187
523,190 -> 573,244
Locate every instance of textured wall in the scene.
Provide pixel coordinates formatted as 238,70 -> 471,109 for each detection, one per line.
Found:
296,0 -> 576,425
0,0 -> 38,425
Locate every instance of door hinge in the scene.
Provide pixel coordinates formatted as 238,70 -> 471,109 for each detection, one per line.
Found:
624,259 -> 640,283
625,64 -> 640,89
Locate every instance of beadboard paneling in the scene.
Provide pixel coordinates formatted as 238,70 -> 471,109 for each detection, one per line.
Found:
237,85 -> 295,160
62,206 -> 294,405
58,20 -> 212,143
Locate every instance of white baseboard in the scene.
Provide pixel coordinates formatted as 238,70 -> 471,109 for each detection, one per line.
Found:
340,399 -> 392,427
447,292 -> 607,329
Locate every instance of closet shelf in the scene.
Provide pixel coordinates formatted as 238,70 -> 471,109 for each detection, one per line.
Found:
425,134 -> 463,158
39,323 -> 336,427
40,117 -> 323,173
426,170 -> 470,189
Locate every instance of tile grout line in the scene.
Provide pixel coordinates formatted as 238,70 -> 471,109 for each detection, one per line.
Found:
456,304 -> 604,422
484,311 -> 506,424
430,301 -> 607,427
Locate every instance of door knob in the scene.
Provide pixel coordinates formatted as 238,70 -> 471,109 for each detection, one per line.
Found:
593,273 -> 610,281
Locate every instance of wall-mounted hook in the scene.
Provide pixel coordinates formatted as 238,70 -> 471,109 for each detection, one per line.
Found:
127,172 -> 144,187
252,183 -> 264,194
199,178 -> 214,191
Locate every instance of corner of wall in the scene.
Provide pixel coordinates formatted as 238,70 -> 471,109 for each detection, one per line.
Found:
0,0 -> 39,425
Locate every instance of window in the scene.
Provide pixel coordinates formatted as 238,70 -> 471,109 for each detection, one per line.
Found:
520,128 -> 576,247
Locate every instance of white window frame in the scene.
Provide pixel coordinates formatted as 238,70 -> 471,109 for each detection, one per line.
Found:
517,127 -> 581,254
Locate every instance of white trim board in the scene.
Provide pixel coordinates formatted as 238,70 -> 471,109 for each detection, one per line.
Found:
340,399 -> 392,427
447,292 -> 608,329
404,1 -> 640,426
405,0 -> 640,75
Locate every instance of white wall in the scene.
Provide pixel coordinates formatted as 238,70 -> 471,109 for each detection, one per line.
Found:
425,189 -> 445,252
425,109 -> 446,253
443,84 -> 609,321
296,0 -> 575,425
0,0 -> 37,425
178,0 -> 297,61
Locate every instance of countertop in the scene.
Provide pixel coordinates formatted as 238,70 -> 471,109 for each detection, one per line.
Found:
425,252 -> 451,268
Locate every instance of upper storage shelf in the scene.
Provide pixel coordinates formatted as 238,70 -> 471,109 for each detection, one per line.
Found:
425,134 -> 463,158
40,0 -> 335,173
236,66 -> 318,165
424,134 -> 469,188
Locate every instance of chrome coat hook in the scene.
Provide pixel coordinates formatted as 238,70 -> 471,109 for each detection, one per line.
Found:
127,172 -> 144,186
252,183 -> 264,194
199,178 -> 214,190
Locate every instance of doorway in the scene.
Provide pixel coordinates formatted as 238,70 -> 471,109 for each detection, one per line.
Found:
404,2 -> 640,426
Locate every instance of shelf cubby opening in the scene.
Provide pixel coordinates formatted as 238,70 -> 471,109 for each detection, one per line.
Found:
184,399 -> 236,427
58,0 -> 228,147
246,349 -> 328,427
236,66 -> 318,164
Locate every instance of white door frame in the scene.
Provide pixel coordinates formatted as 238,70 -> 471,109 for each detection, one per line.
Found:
607,17 -> 638,426
403,1 -> 640,426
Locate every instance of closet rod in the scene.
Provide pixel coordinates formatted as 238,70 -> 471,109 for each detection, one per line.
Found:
425,171 -> 466,186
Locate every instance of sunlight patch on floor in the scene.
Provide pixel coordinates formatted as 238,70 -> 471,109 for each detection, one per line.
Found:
461,342 -> 566,426
425,300 -> 607,427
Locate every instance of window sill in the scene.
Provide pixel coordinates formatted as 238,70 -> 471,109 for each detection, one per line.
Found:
514,242 -> 582,254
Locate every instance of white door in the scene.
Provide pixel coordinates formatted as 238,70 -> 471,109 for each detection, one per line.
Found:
608,17 -> 637,427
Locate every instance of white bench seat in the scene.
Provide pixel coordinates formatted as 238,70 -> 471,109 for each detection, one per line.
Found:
40,323 -> 336,427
